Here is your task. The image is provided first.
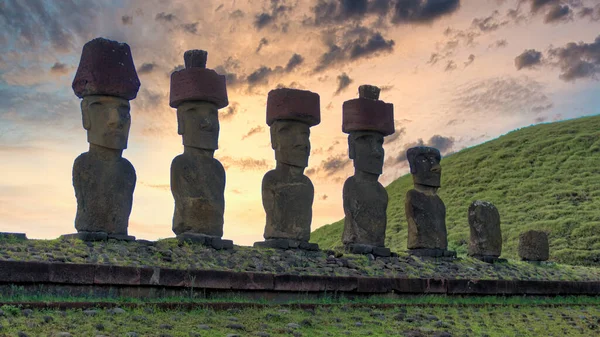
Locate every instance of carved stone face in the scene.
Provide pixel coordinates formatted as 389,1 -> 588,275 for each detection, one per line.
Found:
81,95 -> 131,150
348,131 -> 384,175
177,101 -> 219,150
407,147 -> 441,187
270,120 -> 310,168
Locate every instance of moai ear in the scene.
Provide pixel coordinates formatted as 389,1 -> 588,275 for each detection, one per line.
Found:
270,125 -> 278,150
348,135 -> 356,160
176,109 -> 184,135
81,100 -> 91,130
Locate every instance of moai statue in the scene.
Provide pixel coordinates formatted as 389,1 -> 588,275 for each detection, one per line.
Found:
518,230 -> 549,262
341,85 -> 394,257
64,38 -> 140,241
468,200 -> 504,263
254,88 -> 320,251
405,147 -> 456,257
169,50 -> 233,250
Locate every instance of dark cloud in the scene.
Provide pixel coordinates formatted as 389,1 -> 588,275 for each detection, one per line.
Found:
254,0 -> 292,30
219,156 -> 271,171
427,53 -> 441,65
444,60 -> 457,71
254,13 -> 274,29
528,0 -> 559,13
122,15 -> 133,25
471,10 -> 507,32
391,0 -> 461,24
321,154 -> 351,176
490,39 -> 508,49
275,81 -> 305,89
532,103 -> 554,113
384,126 -> 406,144
155,12 -> 176,22
315,30 -> 395,72
451,76 -> 552,118
547,35 -> 600,81
335,72 -> 353,95
578,5 -> 600,21
515,49 -> 543,70
285,53 -> 304,71
380,85 -> 394,92
214,57 -> 242,88
50,62 -> 69,75
464,54 -> 475,67
220,102 -> 239,121
247,66 -> 276,87
393,134 -> 454,164
171,64 -> 185,73
0,0 -> 99,53
256,38 -> 269,53
137,63 -> 157,75
230,10 -> 245,19
544,4 -> 572,23
241,125 -> 264,140
181,22 -> 198,34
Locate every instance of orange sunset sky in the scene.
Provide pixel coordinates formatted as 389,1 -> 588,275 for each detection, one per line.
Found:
1,0 -> 599,245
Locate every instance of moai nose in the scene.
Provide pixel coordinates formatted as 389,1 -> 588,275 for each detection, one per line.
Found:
431,163 -> 442,172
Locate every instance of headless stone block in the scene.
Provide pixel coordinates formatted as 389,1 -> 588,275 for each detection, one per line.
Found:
468,200 -> 502,258
518,230 -> 549,261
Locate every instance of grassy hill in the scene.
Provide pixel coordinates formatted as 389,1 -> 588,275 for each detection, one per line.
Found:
311,115 -> 600,266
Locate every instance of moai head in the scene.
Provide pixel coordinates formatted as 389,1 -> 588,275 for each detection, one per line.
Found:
407,146 -> 442,187
266,88 -> 320,168
72,38 -> 140,150
170,50 -> 228,151
343,85 -> 394,175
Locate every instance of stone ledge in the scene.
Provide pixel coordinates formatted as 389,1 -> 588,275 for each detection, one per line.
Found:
344,244 -> 391,257
0,260 -> 600,296
60,232 -> 136,242
254,239 -> 319,251
408,248 -> 457,258
176,233 -> 234,250
0,232 -> 27,240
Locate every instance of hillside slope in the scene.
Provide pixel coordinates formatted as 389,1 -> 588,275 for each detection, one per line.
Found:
311,115 -> 600,266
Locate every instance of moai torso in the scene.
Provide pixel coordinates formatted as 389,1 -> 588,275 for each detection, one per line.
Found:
262,168 -> 314,241
171,153 -> 225,236
73,151 -> 136,235
342,176 -> 388,247
405,189 -> 447,249
468,200 -> 502,257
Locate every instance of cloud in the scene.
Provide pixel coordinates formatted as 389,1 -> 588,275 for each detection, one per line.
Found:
220,102 -> 239,121
155,12 -> 176,22
464,54 -> 475,67
314,30 -> 395,72
451,76 -> 553,117
253,0 -> 292,30
444,60 -> 457,71
181,22 -> 199,34
544,4 -> 572,23
285,53 -> 304,72
527,0 -> 559,13
515,49 -> 542,70
50,62 -> 69,75
122,15 -> 133,25
230,9 -> 245,19
547,35 -> 600,81
320,154 -> 351,176
241,125 -> 264,140
219,156 -> 271,171
391,0 -> 461,24
320,194 -> 329,200
490,39 -> 508,49
384,126 -> 406,144
256,38 -> 269,53
578,5 -> 600,21
393,135 -> 454,164
471,10 -> 507,32
137,63 -> 157,75
335,72 -> 353,95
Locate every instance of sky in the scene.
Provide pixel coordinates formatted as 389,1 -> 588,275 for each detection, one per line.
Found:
0,0 -> 599,245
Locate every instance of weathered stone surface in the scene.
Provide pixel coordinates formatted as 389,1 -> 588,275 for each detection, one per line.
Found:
342,99 -> 394,136
408,248 -> 456,258
254,239 -> 318,251
170,51 -> 228,240
266,88 -> 320,127
0,232 -> 27,240
73,146 -> 136,236
342,175 -> 387,247
518,230 -> 549,261
81,95 -> 132,150
60,232 -> 108,241
405,146 -> 450,253
358,85 -> 380,100
171,150 -> 225,237
405,190 -> 447,250
72,38 -> 140,100
468,200 -> 502,258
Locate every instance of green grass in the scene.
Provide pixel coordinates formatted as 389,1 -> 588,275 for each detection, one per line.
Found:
0,302 -> 598,336
312,115 -> 600,266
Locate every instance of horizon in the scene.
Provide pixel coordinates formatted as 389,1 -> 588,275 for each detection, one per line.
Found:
1,0 -> 600,245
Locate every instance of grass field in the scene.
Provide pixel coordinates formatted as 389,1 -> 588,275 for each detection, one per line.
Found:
311,115 -> 600,266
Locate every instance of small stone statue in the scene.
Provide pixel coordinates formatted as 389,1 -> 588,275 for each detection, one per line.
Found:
254,88 -> 320,250
65,37 -> 141,241
169,50 -> 233,249
341,85 -> 394,257
405,146 -> 455,257
518,230 -> 549,261
468,200 -> 503,263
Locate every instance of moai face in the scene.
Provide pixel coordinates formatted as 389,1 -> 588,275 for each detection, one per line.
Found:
81,95 -> 131,150
271,120 -> 311,168
407,147 -> 442,187
349,131 -> 384,175
177,101 -> 220,150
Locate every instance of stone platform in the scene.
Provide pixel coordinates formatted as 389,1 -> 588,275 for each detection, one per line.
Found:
471,255 -> 507,264
60,232 -> 136,242
0,232 -> 27,240
177,233 -> 233,250
254,239 -> 319,251
345,244 -> 391,257
408,248 -> 457,258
